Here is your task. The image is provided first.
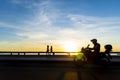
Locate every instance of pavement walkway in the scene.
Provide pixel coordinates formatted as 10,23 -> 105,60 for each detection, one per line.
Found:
0,61 -> 119,80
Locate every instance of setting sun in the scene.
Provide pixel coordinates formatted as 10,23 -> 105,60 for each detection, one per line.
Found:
63,41 -> 79,52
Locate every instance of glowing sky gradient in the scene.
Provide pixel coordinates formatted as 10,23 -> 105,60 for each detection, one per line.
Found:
0,0 -> 120,52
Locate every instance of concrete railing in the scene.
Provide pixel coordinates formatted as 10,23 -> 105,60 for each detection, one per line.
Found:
0,51 -> 119,56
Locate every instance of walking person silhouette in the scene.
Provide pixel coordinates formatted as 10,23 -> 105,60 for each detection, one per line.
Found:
46,45 -> 49,55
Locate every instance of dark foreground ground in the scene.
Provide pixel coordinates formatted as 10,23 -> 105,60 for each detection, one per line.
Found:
0,61 -> 119,80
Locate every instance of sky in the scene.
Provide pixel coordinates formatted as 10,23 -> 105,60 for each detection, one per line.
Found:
0,0 -> 120,52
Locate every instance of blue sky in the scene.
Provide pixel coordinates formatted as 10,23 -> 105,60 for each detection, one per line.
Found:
0,0 -> 120,51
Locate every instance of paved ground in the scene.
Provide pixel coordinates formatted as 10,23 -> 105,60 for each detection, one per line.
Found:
0,61 -> 119,80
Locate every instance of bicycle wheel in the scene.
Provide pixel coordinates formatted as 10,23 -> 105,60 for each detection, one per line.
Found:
73,53 -> 87,66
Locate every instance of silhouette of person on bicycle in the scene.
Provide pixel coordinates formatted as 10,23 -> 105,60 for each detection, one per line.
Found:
74,39 -> 112,66
89,39 -> 101,63
101,44 -> 112,63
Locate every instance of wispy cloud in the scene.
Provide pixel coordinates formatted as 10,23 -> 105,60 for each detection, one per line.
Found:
8,0 -> 120,42
1,0 -> 120,51
0,22 -> 18,29
10,0 -> 41,8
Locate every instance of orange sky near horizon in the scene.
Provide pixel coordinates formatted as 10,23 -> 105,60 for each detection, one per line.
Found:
0,40 -> 119,52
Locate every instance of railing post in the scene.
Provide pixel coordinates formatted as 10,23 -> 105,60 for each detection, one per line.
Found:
53,52 -> 55,55
24,52 -> 25,55
18,52 -> 20,55
10,52 -> 12,55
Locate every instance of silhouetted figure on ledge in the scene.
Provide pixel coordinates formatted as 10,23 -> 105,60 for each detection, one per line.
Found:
46,45 -> 54,55
46,45 -> 50,55
50,46 -> 55,55
50,46 -> 53,53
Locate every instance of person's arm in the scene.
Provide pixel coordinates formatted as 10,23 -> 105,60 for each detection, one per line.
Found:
89,48 -> 94,50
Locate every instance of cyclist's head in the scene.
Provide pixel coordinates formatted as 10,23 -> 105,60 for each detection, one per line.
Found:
91,39 -> 97,43
104,44 -> 112,51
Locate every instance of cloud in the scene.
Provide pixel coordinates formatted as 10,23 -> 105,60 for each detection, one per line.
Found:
11,0 -> 120,43
2,0 -> 120,40
67,14 -> 120,32
10,0 -> 51,9
0,22 -> 18,29
1,0 -> 120,51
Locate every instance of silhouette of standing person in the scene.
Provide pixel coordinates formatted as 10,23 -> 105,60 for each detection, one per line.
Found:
46,45 -> 49,55
50,46 -> 54,55
50,46 -> 53,52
